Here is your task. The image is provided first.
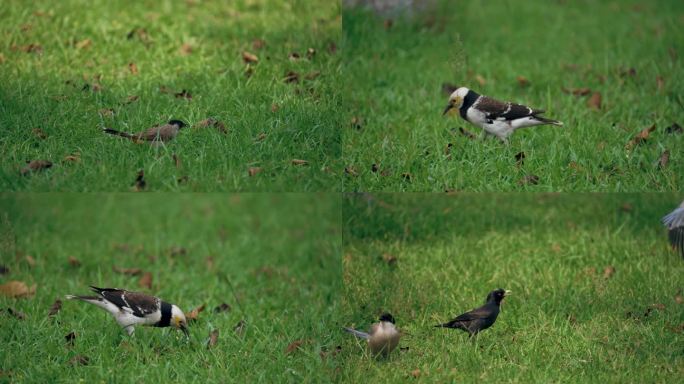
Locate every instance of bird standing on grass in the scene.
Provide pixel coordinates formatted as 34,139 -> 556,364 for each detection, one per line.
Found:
103,119 -> 187,145
66,286 -> 189,337
344,312 -> 400,357
662,201 -> 684,258
435,288 -> 510,337
443,86 -> 562,143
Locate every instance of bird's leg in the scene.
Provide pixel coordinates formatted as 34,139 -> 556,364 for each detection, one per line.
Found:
123,325 -> 135,336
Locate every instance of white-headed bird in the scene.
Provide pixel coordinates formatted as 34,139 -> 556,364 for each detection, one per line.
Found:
344,312 -> 400,357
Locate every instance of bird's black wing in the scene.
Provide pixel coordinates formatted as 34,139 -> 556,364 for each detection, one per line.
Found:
669,227 -> 684,258
451,305 -> 494,322
91,286 -> 159,317
477,96 -> 542,120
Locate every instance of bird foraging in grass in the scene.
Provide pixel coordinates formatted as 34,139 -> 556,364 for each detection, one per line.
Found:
103,119 -> 187,145
66,286 -> 189,337
344,312 -> 400,357
443,87 -> 562,143
435,288 -> 510,337
662,201 -> 684,258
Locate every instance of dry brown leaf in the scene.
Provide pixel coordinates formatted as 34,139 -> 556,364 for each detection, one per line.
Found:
32,128 -> 47,140
138,272 -> 152,289
128,62 -> 138,75
207,329 -> 219,348
124,95 -> 139,104
475,74 -> 486,87
518,174 -> 539,186
382,253 -> 397,266
351,116 -> 363,130
291,159 -> 308,166
305,71 -> 321,80
562,87 -> 591,96
410,369 -> 421,378
285,339 -> 305,355
214,303 -> 231,313
252,39 -> 266,50
48,299 -> 63,317
0,281 -> 36,298
68,355 -> 89,366
658,149 -> 670,169
21,160 -> 52,175
174,89 -> 192,100
98,108 -> 115,117
178,43 -> 193,56
587,92 -> 602,110
186,304 -> 206,322
68,256 -> 81,267
168,246 -> 186,257
63,153 -> 81,163
306,47 -> 316,59
112,266 -> 142,276
75,39 -> 91,50
283,71 -> 299,83
7,308 -> 26,320
248,167 -> 262,177
195,118 -> 227,134
344,166 -> 358,176
603,266 -> 616,279
675,295 -> 683,304
271,103 -> 279,113
625,124 -> 656,150
255,132 -> 267,142
516,76 -> 529,87
242,51 -> 258,64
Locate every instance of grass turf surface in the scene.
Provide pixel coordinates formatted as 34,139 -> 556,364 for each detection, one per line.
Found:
340,193 -> 683,382
0,193 -> 341,382
343,0 -> 684,192
0,0 -> 341,192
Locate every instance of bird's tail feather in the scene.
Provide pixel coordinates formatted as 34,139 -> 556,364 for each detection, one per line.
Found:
103,128 -> 133,138
434,320 -> 460,329
533,116 -> 563,126
65,294 -> 100,301
343,327 -> 370,339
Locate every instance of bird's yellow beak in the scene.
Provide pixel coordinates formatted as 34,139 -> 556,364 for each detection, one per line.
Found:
504,290 -> 512,296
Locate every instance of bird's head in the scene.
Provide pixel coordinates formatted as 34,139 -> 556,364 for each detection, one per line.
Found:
378,312 -> 396,324
168,119 -> 188,129
486,288 -> 511,304
171,305 -> 189,337
443,87 -> 470,116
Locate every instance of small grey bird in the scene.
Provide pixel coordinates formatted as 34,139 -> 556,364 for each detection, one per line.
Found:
662,201 -> 684,258
435,288 -> 510,337
344,312 -> 400,357
66,286 -> 189,336
103,119 -> 187,145
443,86 -> 562,143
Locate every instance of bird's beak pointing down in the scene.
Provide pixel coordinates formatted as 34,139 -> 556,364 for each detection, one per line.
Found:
504,290 -> 512,296
180,324 -> 189,338
442,103 -> 454,116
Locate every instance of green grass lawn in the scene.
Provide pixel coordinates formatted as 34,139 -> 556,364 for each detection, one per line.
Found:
339,193 -> 683,382
0,0 -> 341,192
343,0 -> 684,192
0,194 -> 341,382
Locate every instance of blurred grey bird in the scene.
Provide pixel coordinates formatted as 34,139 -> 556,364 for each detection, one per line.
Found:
443,86 -> 562,143
103,119 -> 187,145
344,312 -> 400,357
66,286 -> 189,337
662,201 -> 684,258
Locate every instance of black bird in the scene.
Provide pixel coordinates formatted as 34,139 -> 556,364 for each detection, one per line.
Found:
435,288 -> 510,336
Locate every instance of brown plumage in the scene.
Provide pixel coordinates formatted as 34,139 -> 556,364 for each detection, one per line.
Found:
103,120 -> 187,145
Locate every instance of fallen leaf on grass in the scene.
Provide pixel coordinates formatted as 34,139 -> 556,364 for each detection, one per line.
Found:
625,124 -> 656,149
168,246 -> 186,257
603,266 -> 615,279
207,329 -> 219,348
213,303 -> 231,313
16,43 -> 43,54
186,304 -> 205,322
248,167 -> 262,177
475,74 -> 486,87
351,116 -> 363,130
285,340 -> 305,355
65,331 -> 76,346
21,160 -> 52,175
410,369 -> 421,378
562,87 -> 591,96
123,95 -> 139,105
675,295 -> 683,304
195,118 -> 227,134
7,308 -> 26,320
306,47 -> 316,59
252,39 -> 265,50
305,71 -> 321,80
344,166 -> 358,176
518,174 -> 539,186
658,149 -> 670,168
271,103 -> 279,113
25,255 -> 36,267
112,266 -> 142,276
233,320 -> 246,337
319,345 -> 342,360
128,62 -> 138,75
382,253 -> 397,266
68,355 -> 89,366
619,67 -> 637,78
67,256 -> 81,267
48,299 -> 62,317
63,153 -> 81,163
132,169 -> 145,191
0,281 -> 36,298
283,71 -> 299,83
288,52 -> 301,61
516,76 -> 529,87
32,128 -> 47,140
458,127 -> 477,139
291,159 -> 308,166
178,43 -> 193,56
174,89 -> 192,100
138,272 -> 152,289
587,92 -> 602,110
665,123 -> 682,134
242,51 -> 258,64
